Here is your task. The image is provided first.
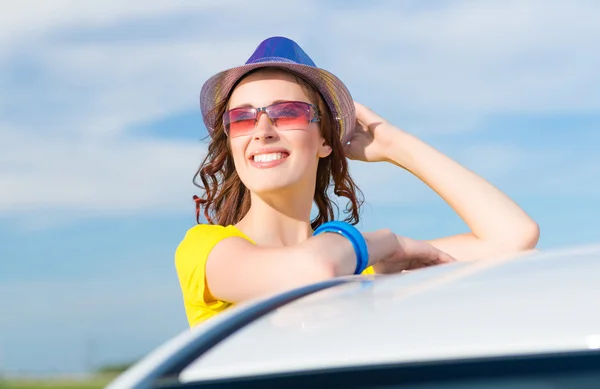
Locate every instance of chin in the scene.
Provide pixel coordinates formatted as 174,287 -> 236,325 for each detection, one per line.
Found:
246,176 -> 300,195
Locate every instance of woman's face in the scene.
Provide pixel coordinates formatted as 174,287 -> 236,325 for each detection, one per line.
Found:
226,69 -> 332,197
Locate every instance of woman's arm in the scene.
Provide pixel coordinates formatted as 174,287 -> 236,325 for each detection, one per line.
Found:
206,229 -> 400,303
206,228 -> 454,303
346,102 -> 540,261
385,130 -> 539,261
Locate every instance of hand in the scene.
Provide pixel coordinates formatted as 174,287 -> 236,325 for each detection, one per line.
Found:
344,101 -> 400,163
373,235 -> 456,274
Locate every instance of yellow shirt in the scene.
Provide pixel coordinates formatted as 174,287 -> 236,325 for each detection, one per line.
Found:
174,224 -> 375,328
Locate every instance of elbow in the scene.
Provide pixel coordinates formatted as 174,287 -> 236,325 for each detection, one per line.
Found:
505,219 -> 540,252
483,219 -> 540,257
517,219 -> 540,250
523,220 -> 541,249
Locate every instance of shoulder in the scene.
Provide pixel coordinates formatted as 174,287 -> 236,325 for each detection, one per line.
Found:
176,224 -> 254,262
174,224 -> 254,298
181,224 -> 252,243
174,224 -> 254,326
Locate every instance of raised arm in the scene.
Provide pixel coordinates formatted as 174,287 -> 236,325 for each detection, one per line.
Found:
388,130 -> 539,260
346,102 -> 540,261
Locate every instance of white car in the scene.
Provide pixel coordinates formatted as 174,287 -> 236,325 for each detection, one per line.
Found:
107,244 -> 600,389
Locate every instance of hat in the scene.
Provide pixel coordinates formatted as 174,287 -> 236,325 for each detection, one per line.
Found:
199,36 -> 355,145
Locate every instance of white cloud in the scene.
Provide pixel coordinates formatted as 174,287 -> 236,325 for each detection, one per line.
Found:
0,0 -> 598,224
0,0 -> 250,51
328,0 -> 600,113
1,41 -> 255,137
0,129 -> 204,213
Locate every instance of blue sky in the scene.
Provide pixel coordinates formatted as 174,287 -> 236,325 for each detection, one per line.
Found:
1,0 -> 599,375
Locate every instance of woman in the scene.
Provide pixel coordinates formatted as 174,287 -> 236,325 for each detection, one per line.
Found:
175,36 -> 539,328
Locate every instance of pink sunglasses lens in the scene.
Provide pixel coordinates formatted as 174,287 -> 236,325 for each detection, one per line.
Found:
225,109 -> 256,137
268,102 -> 311,129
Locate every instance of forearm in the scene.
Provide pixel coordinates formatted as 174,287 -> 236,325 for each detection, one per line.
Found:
385,131 -> 539,251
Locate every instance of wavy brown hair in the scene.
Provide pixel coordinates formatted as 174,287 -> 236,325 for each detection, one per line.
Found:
192,67 -> 364,230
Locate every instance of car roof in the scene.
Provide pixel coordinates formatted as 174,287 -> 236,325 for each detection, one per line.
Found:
180,244 -> 600,382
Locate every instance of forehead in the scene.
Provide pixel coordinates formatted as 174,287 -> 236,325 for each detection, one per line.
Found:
228,69 -> 311,108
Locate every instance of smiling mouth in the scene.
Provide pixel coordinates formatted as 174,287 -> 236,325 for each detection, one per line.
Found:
252,152 -> 289,163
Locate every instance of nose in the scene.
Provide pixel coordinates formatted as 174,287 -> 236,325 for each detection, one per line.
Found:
252,110 -> 277,140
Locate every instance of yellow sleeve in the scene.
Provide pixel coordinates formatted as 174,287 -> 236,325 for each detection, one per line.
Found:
361,265 -> 376,275
174,224 -> 252,327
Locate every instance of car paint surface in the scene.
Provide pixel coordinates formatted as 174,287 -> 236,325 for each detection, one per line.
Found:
180,245 -> 600,382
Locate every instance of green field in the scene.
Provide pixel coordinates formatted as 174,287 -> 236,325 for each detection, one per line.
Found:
0,362 -> 130,388
0,376 -> 114,389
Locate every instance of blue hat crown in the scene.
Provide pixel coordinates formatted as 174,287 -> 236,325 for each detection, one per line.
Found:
245,36 -> 317,67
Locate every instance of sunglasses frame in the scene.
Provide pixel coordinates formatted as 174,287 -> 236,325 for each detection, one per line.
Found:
222,100 -> 321,137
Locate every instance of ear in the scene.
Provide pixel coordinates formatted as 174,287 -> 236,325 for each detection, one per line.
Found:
318,139 -> 333,158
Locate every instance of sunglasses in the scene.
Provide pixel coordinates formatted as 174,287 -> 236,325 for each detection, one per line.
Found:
223,101 -> 320,138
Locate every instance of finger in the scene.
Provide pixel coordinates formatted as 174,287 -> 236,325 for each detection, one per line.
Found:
353,118 -> 367,134
408,255 -> 437,270
353,101 -> 382,123
438,251 -> 457,263
422,250 -> 454,267
427,254 -> 452,265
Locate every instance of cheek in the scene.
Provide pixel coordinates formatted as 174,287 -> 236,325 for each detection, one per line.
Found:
229,140 -> 248,170
286,130 -> 321,159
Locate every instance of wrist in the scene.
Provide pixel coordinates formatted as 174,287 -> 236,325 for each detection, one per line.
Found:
363,229 -> 398,267
313,221 -> 369,275
383,129 -> 419,170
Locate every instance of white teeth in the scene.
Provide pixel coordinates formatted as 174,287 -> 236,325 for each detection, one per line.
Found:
253,152 -> 284,163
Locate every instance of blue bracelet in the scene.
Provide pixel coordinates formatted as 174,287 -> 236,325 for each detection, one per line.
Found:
313,221 -> 369,275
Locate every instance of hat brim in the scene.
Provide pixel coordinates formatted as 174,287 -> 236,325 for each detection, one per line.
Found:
199,60 -> 355,145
